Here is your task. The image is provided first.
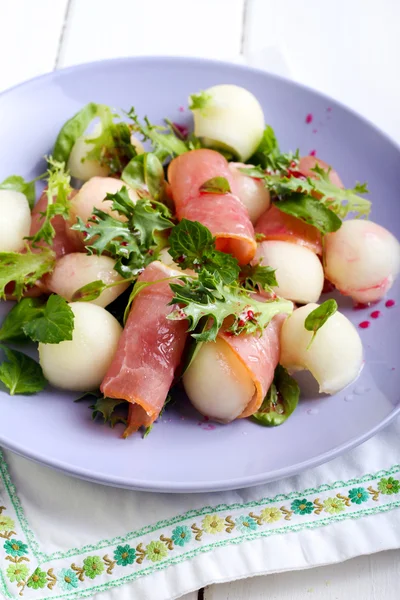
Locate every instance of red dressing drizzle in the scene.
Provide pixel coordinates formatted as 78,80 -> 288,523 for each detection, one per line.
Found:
385,299 -> 395,308
305,113 -> 313,124
359,321 -> 370,329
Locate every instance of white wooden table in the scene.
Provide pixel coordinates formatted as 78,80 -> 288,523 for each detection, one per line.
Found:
1,1 -> 399,598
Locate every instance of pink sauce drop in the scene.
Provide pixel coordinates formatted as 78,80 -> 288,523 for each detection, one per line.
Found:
305,113 -> 313,124
327,107 -> 332,112
370,310 -> 381,319
312,128 -> 318,134
178,105 -> 185,112
385,299 -> 395,308
354,302 -> 368,310
359,321 -> 370,329
309,149 -> 317,156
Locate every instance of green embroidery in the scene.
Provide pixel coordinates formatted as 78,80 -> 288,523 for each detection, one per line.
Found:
1,448 -> 400,599
348,487 -> 369,504
3,540 -> 28,558
26,567 -> 46,590
82,556 -> 104,579
291,499 -> 314,515
377,477 -> 400,495
113,545 -> 136,566
145,541 -> 168,562
58,568 -> 78,591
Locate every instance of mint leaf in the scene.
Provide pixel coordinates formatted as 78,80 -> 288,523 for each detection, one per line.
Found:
305,299 -> 338,346
199,176 -> 231,194
0,345 -> 47,395
0,247 -> 56,300
252,364 -> 299,426
23,295 -> 74,344
275,196 -> 342,234
168,219 -> 240,284
0,297 -> 45,342
53,102 -> 100,163
0,175 -> 36,210
189,91 -> 212,111
241,263 -> 278,292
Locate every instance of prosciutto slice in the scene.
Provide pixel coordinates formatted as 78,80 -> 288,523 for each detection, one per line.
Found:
255,204 -> 322,254
218,314 -> 284,418
100,261 -> 188,435
168,149 -> 256,265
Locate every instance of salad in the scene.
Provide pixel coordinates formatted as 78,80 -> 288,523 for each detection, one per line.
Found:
0,84 -> 399,438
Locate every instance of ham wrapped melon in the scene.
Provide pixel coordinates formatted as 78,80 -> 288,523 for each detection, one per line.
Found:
168,149 -> 256,265
183,314 -> 284,422
100,261 -> 188,436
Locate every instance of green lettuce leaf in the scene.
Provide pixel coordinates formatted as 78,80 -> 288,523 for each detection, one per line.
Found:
0,247 -> 55,300
0,297 -> 45,342
0,175 -> 37,210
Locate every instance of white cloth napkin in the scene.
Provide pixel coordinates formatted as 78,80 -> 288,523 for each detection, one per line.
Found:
1,421 -> 400,600
1,48 -> 400,600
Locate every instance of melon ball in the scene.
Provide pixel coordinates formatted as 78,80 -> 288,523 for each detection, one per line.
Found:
68,177 -> 138,248
39,302 -> 122,391
183,337 -> 255,422
68,124 -> 110,181
46,253 -> 129,307
280,303 -> 363,394
228,162 -> 270,223
255,240 -> 324,303
0,190 -> 31,251
191,84 -> 265,162
324,219 -> 400,303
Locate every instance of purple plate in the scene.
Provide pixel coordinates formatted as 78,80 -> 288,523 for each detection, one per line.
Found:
0,57 -> 399,493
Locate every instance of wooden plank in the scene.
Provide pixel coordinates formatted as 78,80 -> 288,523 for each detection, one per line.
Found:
58,0 -> 245,68
243,0 -> 400,141
0,0 -> 69,92
204,549 -> 400,599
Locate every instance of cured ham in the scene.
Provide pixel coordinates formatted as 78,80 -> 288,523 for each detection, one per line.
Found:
255,204 -> 322,254
219,314 -> 284,418
298,156 -> 344,188
30,189 -> 80,258
100,261 -> 188,435
168,149 -> 256,265
183,314 -> 284,422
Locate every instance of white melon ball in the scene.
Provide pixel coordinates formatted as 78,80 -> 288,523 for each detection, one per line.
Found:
191,85 -> 265,162
324,219 -> 400,303
39,302 -> 122,391
158,247 -> 175,268
68,124 -> 110,181
280,303 -> 363,394
46,253 -> 129,307
255,241 -> 324,304
228,162 -> 270,223
183,337 -> 255,422
69,177 -> 138,225
0,190 -> 32,251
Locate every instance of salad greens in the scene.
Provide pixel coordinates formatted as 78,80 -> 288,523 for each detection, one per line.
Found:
72,186 -> 174,278
0,344 -> 47,395
28,157 -> 72,247
305,299 -> 338,346
252,365 -> 300,427
199,176 -> 231,194
0,247 -> 55,300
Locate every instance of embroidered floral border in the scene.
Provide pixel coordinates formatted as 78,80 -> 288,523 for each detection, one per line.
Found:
0,449 -> 400,600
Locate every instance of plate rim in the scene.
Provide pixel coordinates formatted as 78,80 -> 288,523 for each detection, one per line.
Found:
0,55 -> 399,492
